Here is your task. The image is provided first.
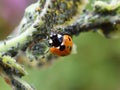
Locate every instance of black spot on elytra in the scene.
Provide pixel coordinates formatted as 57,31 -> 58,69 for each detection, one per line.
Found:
68,37 -> 71,41
60,45 -> 65,51
69,46 -> 72,51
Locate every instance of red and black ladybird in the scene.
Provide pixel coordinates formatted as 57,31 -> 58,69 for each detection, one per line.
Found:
49,33 -> 73,56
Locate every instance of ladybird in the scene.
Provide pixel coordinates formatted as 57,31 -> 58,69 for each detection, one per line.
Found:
49,33 -> 73,56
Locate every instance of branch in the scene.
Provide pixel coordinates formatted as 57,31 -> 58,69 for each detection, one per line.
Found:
0,0 -> 87,59
0,54 -> 34,90
56,0 -> 120,38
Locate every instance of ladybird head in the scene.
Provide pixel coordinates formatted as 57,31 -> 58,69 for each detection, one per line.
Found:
49,33 -> 63,47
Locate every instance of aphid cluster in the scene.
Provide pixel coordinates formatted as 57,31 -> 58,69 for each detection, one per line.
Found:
14,0 -> 87,63
0,55 -> 26,77
11,77 -> 35,90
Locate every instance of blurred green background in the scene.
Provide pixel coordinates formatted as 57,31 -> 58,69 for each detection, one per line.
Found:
0,0 -> 120,90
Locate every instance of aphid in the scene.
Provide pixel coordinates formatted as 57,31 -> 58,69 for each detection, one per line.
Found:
35,7 -> 41,12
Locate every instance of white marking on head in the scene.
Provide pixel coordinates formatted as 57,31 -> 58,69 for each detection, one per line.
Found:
57,34 -> 62,38
53,33 -> 56,36
50,34 -> 53,37
49,39 -> 53,44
